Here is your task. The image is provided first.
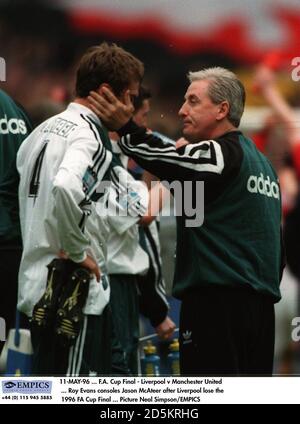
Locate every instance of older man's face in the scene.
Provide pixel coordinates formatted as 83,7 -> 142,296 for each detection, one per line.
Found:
178,80 -> 221,143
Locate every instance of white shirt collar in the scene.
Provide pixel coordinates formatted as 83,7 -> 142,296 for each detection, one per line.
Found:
67,102 -> 102,126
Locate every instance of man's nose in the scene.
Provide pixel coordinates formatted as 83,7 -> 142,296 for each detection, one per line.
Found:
178,104 -> 187,117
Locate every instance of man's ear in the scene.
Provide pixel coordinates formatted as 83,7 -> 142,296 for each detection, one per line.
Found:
216,101 -> 229,121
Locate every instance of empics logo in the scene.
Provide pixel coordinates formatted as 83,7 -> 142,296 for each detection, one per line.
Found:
3,382 -> 16,389
247,173 -> 280,199
2,380 -> 52,394
0,115 -> 27,135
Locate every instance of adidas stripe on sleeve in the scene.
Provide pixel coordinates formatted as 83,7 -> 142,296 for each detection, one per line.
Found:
117,120 -> 225,182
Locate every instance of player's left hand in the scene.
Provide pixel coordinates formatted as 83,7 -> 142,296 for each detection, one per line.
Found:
88,87 -> 134,130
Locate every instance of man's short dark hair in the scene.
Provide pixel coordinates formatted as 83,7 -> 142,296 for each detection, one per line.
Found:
133,86 -> 151,111
75,42 -> 144,98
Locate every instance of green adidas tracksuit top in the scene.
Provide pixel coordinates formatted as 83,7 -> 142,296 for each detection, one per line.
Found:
0,89 -> 32,247
117,121 -> 283,302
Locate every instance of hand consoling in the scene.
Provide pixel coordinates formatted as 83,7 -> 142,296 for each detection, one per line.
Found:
88,87 -> 134,131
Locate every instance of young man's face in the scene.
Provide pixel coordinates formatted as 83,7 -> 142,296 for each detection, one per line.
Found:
133,99 -> 150,127
178,79 -> 224,143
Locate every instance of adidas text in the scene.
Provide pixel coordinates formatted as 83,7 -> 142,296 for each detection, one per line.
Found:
0,115 -> 27,135
247,173 -> 280,199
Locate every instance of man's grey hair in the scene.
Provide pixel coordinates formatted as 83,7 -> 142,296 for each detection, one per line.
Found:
188,67 -> 245,127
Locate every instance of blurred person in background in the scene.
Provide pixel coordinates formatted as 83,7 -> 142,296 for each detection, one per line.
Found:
28,100 -> 65,129
0,89 -> 32,353
133,87 -> 177,374
89,67 -> 284,376
132,87 -> 175,341
106,86 -> 175,375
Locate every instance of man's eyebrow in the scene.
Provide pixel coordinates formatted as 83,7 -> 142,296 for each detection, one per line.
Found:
185,93 -> 199,101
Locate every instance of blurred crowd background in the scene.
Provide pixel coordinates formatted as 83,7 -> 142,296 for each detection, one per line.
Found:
1,0 -> 300,374
1,0 -> 300,139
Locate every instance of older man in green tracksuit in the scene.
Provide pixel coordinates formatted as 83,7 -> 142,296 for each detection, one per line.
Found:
88,67 -> 284,376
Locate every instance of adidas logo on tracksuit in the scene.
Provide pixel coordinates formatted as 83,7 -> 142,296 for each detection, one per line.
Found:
247,173 -> 280,199
0,114 -> 27,135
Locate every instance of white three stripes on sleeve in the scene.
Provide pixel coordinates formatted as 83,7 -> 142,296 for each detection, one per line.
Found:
119,136 -> 225,174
